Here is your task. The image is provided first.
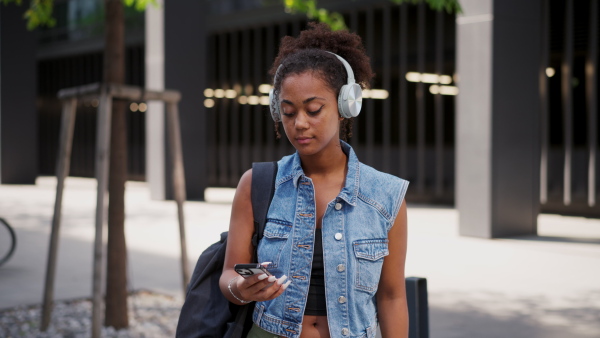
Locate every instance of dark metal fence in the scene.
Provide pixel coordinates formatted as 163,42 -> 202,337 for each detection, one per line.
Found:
540,0 -> 600,216
204,2 -> 457,204
34,0 -> 600,217
38,46 -> 146,180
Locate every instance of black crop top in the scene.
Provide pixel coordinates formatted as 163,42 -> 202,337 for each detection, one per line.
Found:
304,228 -> 327,316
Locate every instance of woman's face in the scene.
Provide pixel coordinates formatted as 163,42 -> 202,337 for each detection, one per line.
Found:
279,71 -> 343,157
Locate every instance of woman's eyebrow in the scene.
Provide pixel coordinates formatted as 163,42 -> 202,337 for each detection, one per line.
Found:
303,96 -> 326,104
281,97 -> 326,105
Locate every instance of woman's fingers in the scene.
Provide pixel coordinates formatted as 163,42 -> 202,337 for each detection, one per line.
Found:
275,275 -> 288,287
235,274 -> 270,300
264,279 -> 291,301
236,273 -> 291,302
236,274 -> 276,298
239,273 -> 271,288
260,275 -> 292,301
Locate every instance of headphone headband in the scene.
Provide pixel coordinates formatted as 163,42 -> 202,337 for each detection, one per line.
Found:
269,51 -> 362,122
325,51 -> 356,85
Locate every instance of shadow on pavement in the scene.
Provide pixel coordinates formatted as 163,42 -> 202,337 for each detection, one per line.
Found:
429,290 -> 600,338
503,235 -> 600,245
0,226 -> 188,310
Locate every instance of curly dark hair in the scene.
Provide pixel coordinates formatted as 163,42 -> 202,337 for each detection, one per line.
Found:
270,22 -> 375,141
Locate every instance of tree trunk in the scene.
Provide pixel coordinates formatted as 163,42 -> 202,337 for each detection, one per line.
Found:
104,0 -> 129,329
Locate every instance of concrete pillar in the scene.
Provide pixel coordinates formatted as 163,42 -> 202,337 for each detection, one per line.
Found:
145,0 -> 167,200
0,4 -> 38,184
145,1 -> 208,200
456,0 -> 541,238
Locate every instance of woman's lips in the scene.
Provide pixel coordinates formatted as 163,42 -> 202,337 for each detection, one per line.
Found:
296,137 -> 312,144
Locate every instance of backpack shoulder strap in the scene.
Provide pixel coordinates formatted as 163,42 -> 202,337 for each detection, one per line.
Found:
251,161 -> 277,247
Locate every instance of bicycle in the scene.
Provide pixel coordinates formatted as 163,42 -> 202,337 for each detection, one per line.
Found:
0,218 -> 16,266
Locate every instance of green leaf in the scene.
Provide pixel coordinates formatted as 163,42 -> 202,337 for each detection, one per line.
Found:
1,0 -> 23,5
283,0 -> 462,31
389,0 -> 462,14
126,0 -> 158,12
2,0 -> 156,31
24,0 -> 56,30
283,0 -> 347,31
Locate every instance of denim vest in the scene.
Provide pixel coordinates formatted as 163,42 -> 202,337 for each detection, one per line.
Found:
253,141 -> 409,338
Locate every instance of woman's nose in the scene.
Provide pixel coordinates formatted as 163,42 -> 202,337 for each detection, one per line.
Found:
295,112 -> 309,129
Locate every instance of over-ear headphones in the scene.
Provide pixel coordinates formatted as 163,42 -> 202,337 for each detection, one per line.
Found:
269,51 -> 363,122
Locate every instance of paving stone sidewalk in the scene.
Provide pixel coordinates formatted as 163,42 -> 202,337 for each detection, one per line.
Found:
1,177 -> 600,337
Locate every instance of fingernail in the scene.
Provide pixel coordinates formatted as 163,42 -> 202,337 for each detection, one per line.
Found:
267,276 -> 277,283
282,280 -> 292,290
260,262 -> 272,267
276,275 -> 288,285
257,274 -> 268,281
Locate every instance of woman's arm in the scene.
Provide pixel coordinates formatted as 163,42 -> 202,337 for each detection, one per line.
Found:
377,201 -> 408,337
219,169 -> 289,305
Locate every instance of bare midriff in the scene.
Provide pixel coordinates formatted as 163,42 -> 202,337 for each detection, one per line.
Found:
297,315 -> 330,338
274,315 -> 329,338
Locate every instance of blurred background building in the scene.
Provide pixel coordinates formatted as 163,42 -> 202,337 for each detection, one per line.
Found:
1,0 -> 598,235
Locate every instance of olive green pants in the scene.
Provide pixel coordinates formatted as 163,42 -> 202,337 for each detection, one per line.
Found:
247,324 -> 281,338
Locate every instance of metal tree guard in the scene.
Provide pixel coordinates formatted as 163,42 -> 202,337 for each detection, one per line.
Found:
40,83 -> 190,338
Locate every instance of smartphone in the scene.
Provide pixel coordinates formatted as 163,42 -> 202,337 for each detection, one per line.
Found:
234,263 -> 272,279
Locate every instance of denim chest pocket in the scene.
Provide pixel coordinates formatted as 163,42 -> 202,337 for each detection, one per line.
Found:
258,219 -> 292,268
353,239 -> 389,292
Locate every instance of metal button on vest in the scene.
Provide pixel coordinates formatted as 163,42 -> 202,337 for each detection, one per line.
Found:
341,328 -> 349,336
338,296 -> 347,304
337,264 -> 345,272
334,202 -> 342,210
334,233 -> 343,240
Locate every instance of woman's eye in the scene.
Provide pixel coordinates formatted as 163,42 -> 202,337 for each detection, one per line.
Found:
308,105 -> 324,115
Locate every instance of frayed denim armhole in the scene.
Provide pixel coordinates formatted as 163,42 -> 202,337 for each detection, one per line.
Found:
389,179 -> 409,231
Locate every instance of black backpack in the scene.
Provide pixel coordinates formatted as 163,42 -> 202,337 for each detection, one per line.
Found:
176,162 -> 277,338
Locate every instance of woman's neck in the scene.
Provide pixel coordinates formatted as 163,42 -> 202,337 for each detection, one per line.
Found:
299,143 -> 348,178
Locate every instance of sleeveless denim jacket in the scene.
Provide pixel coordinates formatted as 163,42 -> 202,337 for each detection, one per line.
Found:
253,141 -> 409,338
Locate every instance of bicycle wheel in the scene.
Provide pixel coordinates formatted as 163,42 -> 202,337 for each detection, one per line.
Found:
0,218 -> 16,266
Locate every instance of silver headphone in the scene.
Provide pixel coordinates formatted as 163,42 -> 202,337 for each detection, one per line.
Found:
269,51 -> 363,122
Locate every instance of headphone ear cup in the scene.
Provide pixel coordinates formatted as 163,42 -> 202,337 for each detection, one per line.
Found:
338,83 -> 363,118
269,88 -> 281,122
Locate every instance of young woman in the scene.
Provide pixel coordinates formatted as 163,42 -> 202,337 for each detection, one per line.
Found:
219,23 -> 409,338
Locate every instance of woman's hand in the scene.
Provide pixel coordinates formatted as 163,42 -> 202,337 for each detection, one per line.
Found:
232,273 -> 291,304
